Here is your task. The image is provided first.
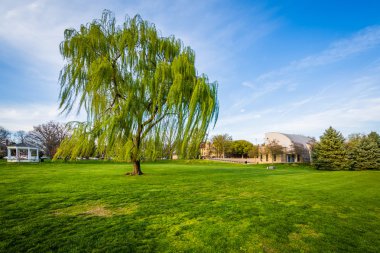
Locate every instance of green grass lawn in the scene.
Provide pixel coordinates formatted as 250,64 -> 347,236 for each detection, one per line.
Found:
0,160 -> 379,252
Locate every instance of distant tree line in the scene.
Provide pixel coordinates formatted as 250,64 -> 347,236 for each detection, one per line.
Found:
2,122 -> 378,170
208,134 -> 258,158
312,127 -> 380,170
209,134 -> 250,158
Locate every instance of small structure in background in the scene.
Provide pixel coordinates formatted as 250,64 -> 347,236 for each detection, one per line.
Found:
200,141 -> 217,159
6,144 -> 39,162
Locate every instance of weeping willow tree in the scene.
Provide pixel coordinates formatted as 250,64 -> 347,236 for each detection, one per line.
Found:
54,10 -> 219,175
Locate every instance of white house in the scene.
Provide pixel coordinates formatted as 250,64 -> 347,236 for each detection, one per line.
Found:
7,144 -> 40,162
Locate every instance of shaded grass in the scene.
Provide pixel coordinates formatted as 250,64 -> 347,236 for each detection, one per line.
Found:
0,160 -> 379,252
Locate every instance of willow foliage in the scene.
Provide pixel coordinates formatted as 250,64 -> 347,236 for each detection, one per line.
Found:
55,10 -> 218,173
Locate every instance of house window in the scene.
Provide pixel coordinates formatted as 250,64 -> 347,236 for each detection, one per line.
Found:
260,155 -> 262,161
273,154 -> 276,161
266,154 -> 268,162
297,154 -> 300,162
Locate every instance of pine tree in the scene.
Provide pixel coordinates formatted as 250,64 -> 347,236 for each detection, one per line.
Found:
312,127 -> 348,170
348,134 -> 380,170
368,131 -> 380,147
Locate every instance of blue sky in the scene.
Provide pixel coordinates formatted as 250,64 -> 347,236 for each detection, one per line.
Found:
1,0 -> 380,143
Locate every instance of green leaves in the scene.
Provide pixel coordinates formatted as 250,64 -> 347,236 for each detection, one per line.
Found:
312,127 -> 380,170
211,134 -> 233,158
348,132 -> 380,170
56,10 -> 218,166
312,127 -> 348,170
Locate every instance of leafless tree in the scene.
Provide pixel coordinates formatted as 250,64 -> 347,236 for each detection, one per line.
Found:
0,126 -> 10,146
0,126 -> 11,158
25,121 -> 69,157
14,130 -> 27,144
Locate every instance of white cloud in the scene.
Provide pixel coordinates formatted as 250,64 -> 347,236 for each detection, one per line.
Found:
0,0 -> 278,132
299,27 -> 376,70
0,104 -> 86,131
242,25 -> 380,99
217,56 -> 380,141
232,79 -> 293,110
241,81 -> 255,89
0,0 -> 276,82
291,26 -> 380,70
2,1 -> 379,142
274,97 -> 380,137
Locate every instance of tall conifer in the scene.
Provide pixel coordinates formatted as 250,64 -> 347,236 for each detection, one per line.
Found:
348,133 -> 380,170
312,127 -> 348,170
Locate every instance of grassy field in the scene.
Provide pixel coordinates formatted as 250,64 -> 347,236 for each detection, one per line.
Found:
0,160 -> 379,252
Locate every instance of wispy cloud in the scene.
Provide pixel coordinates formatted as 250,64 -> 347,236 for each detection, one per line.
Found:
214,26 -> 380,141
212,95 -> 380,142
0,0 -> 277,82
237,25 -> 380,104
0,0 -> 278,131
0,0 -> 108,78
0,103 -> 86,131
274,97 -> 380,137
2,1 -> 380,140
215,58 -> 380,141
255,26 -> 380,82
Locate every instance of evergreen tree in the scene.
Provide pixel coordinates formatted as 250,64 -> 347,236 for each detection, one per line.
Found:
348,134 -> 380,170
368,131 -> 380,147
312,127 -> 348,170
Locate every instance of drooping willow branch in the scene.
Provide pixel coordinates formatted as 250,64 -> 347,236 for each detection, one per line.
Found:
54,10 -> 219,172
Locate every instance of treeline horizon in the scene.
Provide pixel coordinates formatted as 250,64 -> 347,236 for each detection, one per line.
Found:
1,123 -> 379,170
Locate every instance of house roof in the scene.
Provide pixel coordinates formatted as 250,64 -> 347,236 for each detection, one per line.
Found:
265,132 -> 314,149
7,143 -> 39,149
282,134 -> 313,146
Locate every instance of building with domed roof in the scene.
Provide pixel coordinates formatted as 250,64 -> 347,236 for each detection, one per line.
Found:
262,132 -> 315,163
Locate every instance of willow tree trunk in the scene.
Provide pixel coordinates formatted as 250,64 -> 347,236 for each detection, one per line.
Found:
130,129 -> 143,175
132,160 -> 143,175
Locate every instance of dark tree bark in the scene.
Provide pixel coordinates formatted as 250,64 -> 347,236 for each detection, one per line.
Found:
132,160 -> 143,175
129,125 -> 144,175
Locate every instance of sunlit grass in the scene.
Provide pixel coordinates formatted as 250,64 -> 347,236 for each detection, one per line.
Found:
0,160 -> 379,252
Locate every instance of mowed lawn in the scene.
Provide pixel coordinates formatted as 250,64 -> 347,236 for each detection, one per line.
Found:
0,160 -> 379,252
